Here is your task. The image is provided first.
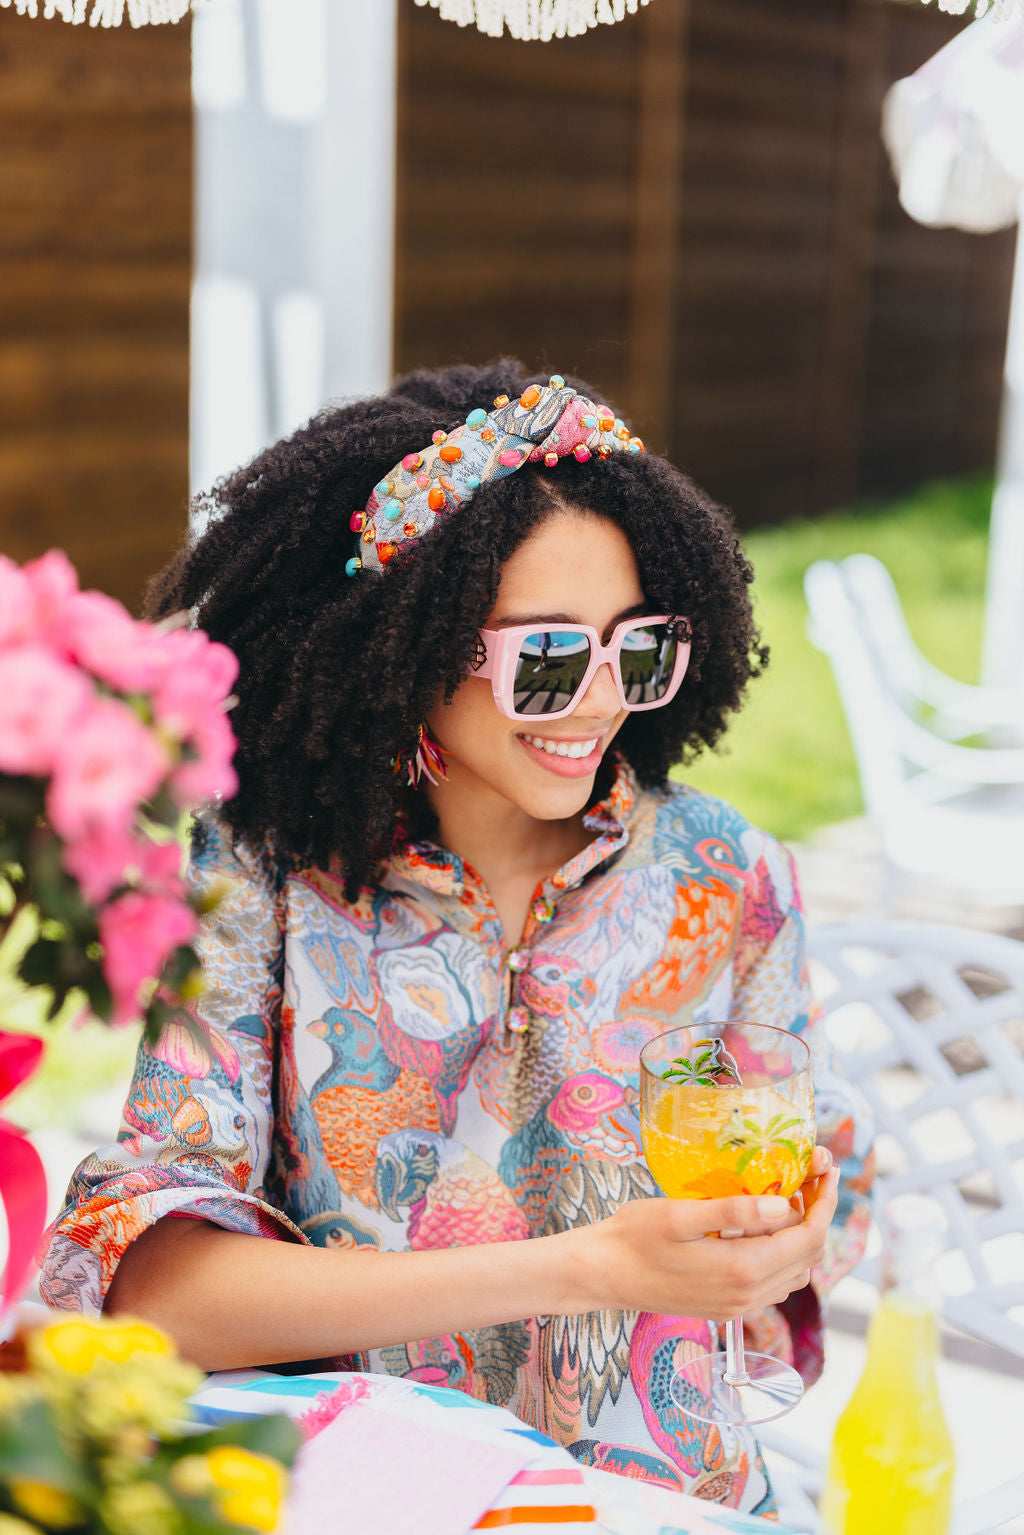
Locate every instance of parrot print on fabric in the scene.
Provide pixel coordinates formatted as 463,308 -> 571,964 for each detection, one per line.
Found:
41,766 -> 873,1518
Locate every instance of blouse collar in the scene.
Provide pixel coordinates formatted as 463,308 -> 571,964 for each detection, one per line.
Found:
387,758 -> 637,901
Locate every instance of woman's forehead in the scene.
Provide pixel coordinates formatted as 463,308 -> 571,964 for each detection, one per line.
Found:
490,513 -> 645,626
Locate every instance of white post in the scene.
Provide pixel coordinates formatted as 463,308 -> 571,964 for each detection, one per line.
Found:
190,0 -> 398,497
982,205 -> 1024,692
317,0 -> 397,405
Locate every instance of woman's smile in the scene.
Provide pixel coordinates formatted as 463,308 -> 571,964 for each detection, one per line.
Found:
516,729 -> 606,776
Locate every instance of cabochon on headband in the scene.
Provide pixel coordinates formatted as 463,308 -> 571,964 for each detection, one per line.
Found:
346,376 -> 645,576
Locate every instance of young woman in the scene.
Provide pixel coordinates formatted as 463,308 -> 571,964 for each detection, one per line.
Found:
42,361 -> 871,1514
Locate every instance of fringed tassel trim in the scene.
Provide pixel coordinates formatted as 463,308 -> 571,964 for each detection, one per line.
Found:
412,0 -> 650,42
395,725 -> 449,790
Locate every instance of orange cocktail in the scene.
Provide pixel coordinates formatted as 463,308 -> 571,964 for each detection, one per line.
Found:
639,1022 -> 816,1429
642,1078 -> 815,1199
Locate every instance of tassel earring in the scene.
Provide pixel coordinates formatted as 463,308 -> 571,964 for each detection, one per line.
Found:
395,724 -> 448,789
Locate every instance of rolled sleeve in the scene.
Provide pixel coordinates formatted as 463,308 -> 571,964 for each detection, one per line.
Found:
39,818 -> 310,1314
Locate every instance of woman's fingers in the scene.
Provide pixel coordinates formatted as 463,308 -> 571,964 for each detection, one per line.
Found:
672,1192 -> 798,1241
806,1145 -> 833,1181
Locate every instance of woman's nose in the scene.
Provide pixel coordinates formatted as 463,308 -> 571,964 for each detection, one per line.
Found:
575,660 -> 620,719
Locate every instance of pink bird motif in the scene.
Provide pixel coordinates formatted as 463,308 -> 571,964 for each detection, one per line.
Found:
547,1071 -> 639,1160
628,1310 -> 715,1481
375,1128 -> 528,1249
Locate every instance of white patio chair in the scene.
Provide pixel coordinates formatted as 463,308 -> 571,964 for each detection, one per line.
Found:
804,557 -> 1024,905
762,920 -> 1024,1534
838,554 -> 1024,745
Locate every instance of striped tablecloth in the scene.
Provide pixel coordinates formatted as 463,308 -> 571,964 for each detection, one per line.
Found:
190,1370 -> 799,1534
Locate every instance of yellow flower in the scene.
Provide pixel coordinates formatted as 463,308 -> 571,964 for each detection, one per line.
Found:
168,1453 -> 216,1499
205,1446 -> 288,1533
0,1516 -> 46,1535
99,1478 -> 182,1535
8,1479 -> 82,1529
0,1374 -> 38,1418
76,1356 -> 202,1444
31,1315 -> 174,1376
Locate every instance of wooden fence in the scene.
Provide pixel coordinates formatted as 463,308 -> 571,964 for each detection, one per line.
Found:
0,0 -> 1014,616
394,0 -> 1016,527
0,10 -> 191,610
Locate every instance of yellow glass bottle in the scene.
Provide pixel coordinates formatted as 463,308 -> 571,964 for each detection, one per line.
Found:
822,1195 -> 955,1535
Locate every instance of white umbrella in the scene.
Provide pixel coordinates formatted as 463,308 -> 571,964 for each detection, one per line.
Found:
883,10 -> 1024,691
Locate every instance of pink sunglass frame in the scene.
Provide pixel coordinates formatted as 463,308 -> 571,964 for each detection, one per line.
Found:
475,615 -> 691,722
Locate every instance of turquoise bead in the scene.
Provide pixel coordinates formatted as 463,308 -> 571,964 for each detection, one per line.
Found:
375,479 -> 392,496
582,414 -> 597,429
384,499 -> 402,521
345,557 -> 361,576
549,374 -> 565,390
614,418 -> 625,434
466,408 -> 488,431
466,475 -> 481,491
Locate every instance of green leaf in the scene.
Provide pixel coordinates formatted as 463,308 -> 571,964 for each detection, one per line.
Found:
154,1414 -> 301,1468
735,1147 -> 757,1175
0,1396 -> 95,1500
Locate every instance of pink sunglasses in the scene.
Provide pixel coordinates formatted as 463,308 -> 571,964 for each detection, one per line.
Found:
475,616 -> 691,722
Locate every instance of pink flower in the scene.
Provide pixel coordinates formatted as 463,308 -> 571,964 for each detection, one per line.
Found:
0,644 -> 95,776
98,891 -> 199,1026
61,828 -> 184,906
61,590 -> 167,694
0,557 -> 34,646
151,629 -> 238,739
170,708 -> 238,807
22,550 -> 80,645
61,826 -> 138,905
47,697 -> 168,839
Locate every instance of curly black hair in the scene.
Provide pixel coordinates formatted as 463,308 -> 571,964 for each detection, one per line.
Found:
147,360 -> 767,897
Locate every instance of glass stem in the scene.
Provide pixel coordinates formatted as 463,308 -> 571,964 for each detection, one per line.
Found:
724,1317 -> 750,1387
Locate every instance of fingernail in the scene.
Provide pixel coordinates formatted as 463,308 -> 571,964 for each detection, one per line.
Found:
758,1196 -> 790,1219
819,1147 -> 833,1168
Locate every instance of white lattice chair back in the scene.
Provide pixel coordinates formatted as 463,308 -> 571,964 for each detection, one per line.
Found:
839,554 -> 1024,741
810,920 -> 1024,1354
804,558 -> 1024,904
764,920 -> 1024,1533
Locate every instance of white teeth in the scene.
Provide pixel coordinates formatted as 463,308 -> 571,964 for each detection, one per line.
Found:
522,735 -> 599,759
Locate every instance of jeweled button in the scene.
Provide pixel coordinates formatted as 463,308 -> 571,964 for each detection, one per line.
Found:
531,896 -> 555,924
507,1006 -> 531,1034
507,946 -> 530,973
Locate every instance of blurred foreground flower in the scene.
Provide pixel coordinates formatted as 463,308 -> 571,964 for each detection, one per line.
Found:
0,549 -> 239,1037
0,1313 -> 299,1535
0,549 -> 240,1312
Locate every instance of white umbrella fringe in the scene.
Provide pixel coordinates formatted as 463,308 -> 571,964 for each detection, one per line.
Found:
412,0 -> 649,41
922,0 -> 1024,16
0,0 -> 649,27
0,0 -> 190,23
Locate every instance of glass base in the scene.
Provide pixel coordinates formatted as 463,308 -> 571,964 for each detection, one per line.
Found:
669,1350 -> 804,1427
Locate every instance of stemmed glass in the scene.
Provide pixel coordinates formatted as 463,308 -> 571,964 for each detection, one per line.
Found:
639,1022 -> 815,1427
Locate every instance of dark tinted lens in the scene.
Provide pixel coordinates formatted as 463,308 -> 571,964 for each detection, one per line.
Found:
512,630 -> 592,715
619,623 -> 678,705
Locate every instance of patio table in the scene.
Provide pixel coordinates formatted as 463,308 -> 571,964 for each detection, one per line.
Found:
191,1368 -> 800,1534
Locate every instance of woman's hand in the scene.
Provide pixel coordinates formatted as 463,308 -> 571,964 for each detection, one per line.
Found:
569,1159 -> 839,1324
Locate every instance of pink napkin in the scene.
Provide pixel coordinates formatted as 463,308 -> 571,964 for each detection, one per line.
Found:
286,1402 -> 530,1535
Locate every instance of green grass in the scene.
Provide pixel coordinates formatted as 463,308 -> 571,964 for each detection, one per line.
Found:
673,474 -> 993,842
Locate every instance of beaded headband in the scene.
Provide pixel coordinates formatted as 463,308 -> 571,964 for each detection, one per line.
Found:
346,376 -> 645,576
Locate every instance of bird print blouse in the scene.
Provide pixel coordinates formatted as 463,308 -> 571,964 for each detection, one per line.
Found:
41,765 -> 873,1516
